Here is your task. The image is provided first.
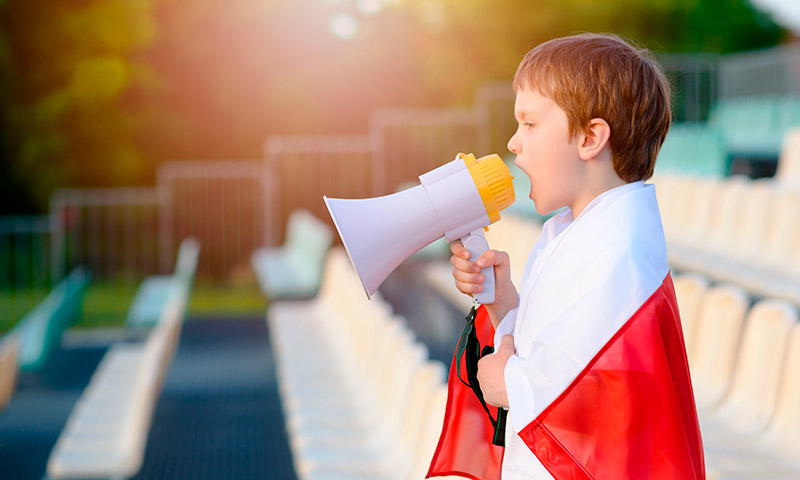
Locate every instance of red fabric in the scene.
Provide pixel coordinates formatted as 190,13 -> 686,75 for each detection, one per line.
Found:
519,274 -> 705,479
427,305 -> 504,480
427,275 -> 705,480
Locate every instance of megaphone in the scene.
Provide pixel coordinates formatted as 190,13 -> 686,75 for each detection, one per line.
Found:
324,153 -> 515,303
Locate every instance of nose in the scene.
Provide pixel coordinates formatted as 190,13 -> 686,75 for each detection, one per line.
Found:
507,130 -> 521,155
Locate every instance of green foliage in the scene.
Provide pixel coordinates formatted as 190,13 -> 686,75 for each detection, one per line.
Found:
0,0 -> 156,214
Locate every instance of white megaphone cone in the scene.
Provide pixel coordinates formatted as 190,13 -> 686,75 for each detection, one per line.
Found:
324,153 -> 515,303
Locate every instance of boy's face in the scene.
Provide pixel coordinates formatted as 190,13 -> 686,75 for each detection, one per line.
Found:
507,88 -> 583,215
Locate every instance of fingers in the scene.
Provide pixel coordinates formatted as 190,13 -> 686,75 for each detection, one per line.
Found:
450,241 -> 481,274
450,241 -> 511,297
450,241 -> 483,294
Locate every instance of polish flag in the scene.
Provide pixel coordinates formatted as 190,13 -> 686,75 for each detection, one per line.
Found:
427,274 -> 705,479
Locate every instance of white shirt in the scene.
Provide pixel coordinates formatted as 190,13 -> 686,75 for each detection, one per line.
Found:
494,181 -> 670,479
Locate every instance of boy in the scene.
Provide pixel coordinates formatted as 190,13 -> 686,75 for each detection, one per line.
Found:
427,33 -> 705,479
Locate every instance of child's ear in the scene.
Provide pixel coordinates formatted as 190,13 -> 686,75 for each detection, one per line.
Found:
578,118 -> 611,161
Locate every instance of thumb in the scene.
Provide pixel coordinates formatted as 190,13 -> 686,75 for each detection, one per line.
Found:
498,334 -> 515,354
476,249 -> 509,269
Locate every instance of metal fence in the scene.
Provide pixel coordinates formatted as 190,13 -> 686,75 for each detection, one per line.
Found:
43,161 -> 273,283
475,82 -> 517,157
49,188 -> 160,283
264,135 -> 375,245
659,54 -> 719,122
158,160 -> 273,278
0,216 -> 52,291
718,44 -> 800,99
371,107 -> 487,194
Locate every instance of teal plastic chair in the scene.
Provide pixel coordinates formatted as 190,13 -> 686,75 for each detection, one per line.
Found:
11,267 -> 90,372
126,238 -> 199,329
656,123 -> 727,177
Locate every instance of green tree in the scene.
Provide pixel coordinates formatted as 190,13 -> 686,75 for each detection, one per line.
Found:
0,0 -> 156,214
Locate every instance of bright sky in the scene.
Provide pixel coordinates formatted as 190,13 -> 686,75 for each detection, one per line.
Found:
751,0 -> 800,33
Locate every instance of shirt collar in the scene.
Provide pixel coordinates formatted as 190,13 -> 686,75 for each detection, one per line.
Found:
543,181 -> 645,239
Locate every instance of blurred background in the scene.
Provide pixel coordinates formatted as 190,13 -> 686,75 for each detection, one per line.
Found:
1,0 -> 800,478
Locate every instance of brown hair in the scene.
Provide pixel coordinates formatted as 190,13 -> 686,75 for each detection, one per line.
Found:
513,33 -> 671,182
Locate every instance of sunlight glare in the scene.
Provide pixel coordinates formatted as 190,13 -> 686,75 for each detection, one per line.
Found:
328,13 -> 358,39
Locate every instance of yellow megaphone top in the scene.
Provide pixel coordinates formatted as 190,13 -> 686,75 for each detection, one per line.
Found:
459,153 -> 515,223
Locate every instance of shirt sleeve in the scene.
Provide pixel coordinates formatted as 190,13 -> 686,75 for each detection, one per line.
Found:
503,248 -> 663,434
492,300 -> 519,347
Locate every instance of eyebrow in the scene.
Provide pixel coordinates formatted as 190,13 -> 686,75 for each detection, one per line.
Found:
515,109 -> 537,121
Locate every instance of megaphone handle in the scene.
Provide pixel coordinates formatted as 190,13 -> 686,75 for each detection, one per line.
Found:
461,229 -> 495,304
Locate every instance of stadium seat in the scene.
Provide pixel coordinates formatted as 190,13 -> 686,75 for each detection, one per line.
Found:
775,126 -> 800,187
689,284 -> 749,411
11,266 -> 90,372
673,272 -> 710,362
666,177 -> 730,268
47,293 -> 187,480
252,210 -> 333,300
705,315 -> 800,480
700,299 -> 797,444
126,238 -> 199,329
656,123 -> 728,176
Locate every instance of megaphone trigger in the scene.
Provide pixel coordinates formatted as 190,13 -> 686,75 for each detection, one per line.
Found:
461,229 -> 495,304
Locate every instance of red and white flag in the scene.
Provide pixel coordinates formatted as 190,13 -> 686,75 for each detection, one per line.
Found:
428,279 -> 704,479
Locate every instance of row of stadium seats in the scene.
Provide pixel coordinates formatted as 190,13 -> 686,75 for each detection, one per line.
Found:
42,238 -> 198,480
709,94 -> 800,159
656,96 -> 800,178
655,173 -> 800,304
8,266 -> 90,372
656,123 -> 729,177
269,247 -> 460,480
46,280 -> 190,480
656,109 -> 800,183
0,266 -> 90,412
126,238 -> 201,329
674,274 -> 800,479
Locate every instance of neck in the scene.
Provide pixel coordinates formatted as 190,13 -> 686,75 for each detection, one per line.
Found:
570,174 -> 627,218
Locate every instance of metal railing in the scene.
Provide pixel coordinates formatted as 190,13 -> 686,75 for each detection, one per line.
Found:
718,44 -> 800,99
370,107 -> 487,194
157,160 -> 273,278
475,82 -> 516,157
0,216 -> 52,291
49,188 -> 160,282
264,135 -> 375,244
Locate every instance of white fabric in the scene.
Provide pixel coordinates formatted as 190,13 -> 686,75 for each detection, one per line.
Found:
494,181 -> 670,480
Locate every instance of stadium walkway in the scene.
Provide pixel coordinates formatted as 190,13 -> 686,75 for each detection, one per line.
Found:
0,316 -> 298,480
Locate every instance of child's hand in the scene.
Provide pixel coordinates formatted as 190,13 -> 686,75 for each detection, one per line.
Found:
477,334 -> 515,408
450,241 -> 519,327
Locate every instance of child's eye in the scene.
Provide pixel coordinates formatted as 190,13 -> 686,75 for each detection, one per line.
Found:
522,122 -> 535,129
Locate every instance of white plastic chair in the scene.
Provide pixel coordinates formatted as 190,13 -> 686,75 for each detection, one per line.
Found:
689,284 -> 749,411
704,318 -> 800,480
775,125 -> 800,188
673,272 -> 710,362
701,299 -> 797,444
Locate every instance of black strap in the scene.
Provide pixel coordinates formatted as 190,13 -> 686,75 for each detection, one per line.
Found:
454,304 -> 508,446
